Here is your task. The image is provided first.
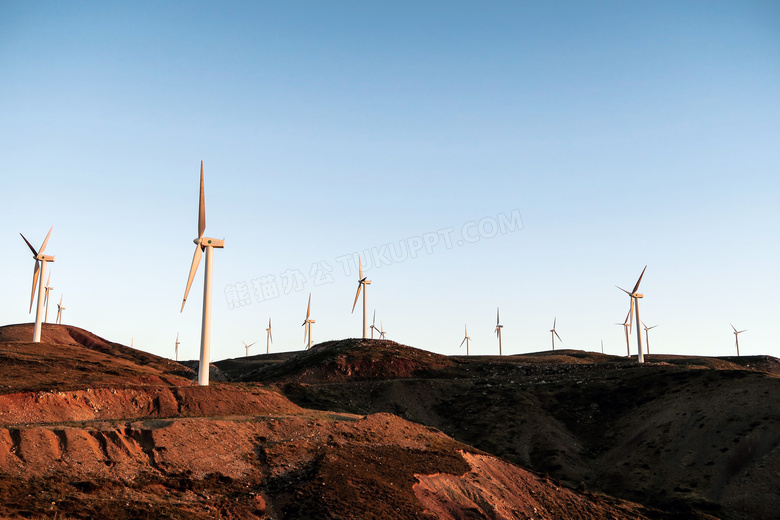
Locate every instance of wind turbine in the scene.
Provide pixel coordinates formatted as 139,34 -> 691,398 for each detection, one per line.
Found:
642,322 -> 658,355
369,310 -> 380,339
495,307 -> 503,356
550,318 -> 562,351
617,266 -> 647,364
266,318 -> 273,354
351,254 -> 371,339
180,161 -> 225,386
379,321 -> 386,340
730,323 -> 746,356
616,309 -> 631,357
56,295 -> 65,325
43,273 -> 54,323
302,293 -> 315,349
243,341 -> 256,358
460,324 -> 471,355
20,227 -> 55,342
175,333 -> 180,361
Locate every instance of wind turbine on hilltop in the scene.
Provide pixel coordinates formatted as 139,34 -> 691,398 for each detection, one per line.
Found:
642,322 -> 658,355
730,323 -> 746,356
20,227 -> 55,342
43,273 -> 53,323
550,318 -> 561,351
617,265 -> 647,364
56,295 -> 65,325
379,321 -> 386,340
495,308 -> 504,356
266,318 -> 273,354
243,341 -> 256,358
175,333 -> 180,361
369,311 -> 380,339
616,309 -> 631,357
460,324 -> 471,355
180,161 -> 225,386
351,254 -> 371,339
303,294 -> 315,349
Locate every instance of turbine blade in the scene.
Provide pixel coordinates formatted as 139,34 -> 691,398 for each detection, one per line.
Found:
39,226 -> 53,254
248,342 -> 256,348
460,337 -> 466,347
351,284 -> 362,313
632,265 -> 647,294
553,317 -> 556,329
198,161 -> 206,239
306,293 -> 311,319
497,307 -> 500,325
555,330 -> 562,342
358,254 -> 363,280
20,233 -> 38,256
730,323 -> 737,332
372,310 -> 376,326
616,285 -> 631,295
181,244 -> 203,312
29,260 -> 40,313
269,329 -> 273,343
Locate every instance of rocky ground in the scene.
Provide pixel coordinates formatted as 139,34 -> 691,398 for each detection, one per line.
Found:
0,323 -> 777,519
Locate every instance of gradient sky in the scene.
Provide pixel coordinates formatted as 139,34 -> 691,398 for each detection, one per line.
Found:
2,1 -> 778,362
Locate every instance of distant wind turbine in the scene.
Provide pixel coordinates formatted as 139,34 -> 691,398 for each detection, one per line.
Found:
460,324 -> 471,355
351,254 -> 371,339
43,273 -> 53,324
266,318 -> 273,354
175,333 -> 180,361
495,308 -> 503,356
550,318 -> 561,351
56,295 -> 65,325
20,226 -> 55,342
243,341 -> 256,358
302,293 -> 315,349
617,266 -> 647,364
379,321 -> 386,340
642,322 -> 658,355
616,309 -> 632,357
730,323 -> 746,356
369,310 -> 380,339
180,161 -> 225,386
601,340 -> 604,354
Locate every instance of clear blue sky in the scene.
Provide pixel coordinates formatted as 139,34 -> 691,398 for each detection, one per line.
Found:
2,1 -> 778,361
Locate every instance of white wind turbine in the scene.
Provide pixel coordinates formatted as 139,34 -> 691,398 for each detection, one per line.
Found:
369,310 -> 380,339
266,318 -> 273,354
616,309 -> 632,357
495,307 -> 504,356
379,321 -> 386,340
550,318 -> 561,351
20,227 -> 55,342
642,322 -> 658,355
617,266 -> 647,364
460,324 -> 471,355
180,161 -> 225,386
43,273 -> 54,324
351,254 -> 371,339
302,293 -> 315,349
175,333 -> 180,361
730,323 -> 746,356
243,341 -> 256,358
56,295 -> 65,325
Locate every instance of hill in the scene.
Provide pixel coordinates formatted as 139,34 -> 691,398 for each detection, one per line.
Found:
0,324 -> 665,519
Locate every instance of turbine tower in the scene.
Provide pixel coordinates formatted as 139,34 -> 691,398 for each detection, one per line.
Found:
495,307 -> 503,356
351,254 -> 371,339
460,324 -> 471,355
43,273 -> 54,323
266,318 -> 273,354
243,341 -> 256,358
20,227 -> 55,342
302,293 -> 315,349
175,333 -> 180,361
550,318 -> 562,351
617,266 -> 647,364
181,161 -> 225,386
369,310 -> 380,339
56,295 -> 65,325
642,322 -> 658,355
730,323 -> 746,356
616,309 -> 631,357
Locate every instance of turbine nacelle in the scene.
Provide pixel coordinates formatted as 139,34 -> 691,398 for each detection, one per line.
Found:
194,237 -> 225,248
